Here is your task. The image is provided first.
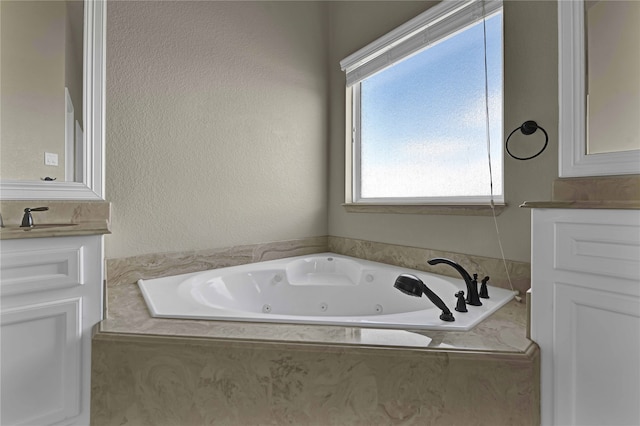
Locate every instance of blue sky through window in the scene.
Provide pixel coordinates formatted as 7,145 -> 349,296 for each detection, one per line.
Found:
359,13 -> 503,199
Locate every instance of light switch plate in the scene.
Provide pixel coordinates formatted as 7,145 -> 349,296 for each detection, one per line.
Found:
44,152 -> 58,166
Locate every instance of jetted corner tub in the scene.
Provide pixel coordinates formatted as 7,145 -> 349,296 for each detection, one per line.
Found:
138,253 -> 516,331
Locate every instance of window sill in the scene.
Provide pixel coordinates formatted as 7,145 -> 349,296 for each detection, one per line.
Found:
342,202 -> 506,216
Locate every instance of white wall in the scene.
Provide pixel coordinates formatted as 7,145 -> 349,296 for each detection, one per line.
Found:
105,1 -> 329,258
327,1 -> 559,263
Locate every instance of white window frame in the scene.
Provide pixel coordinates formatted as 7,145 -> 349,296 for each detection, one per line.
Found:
341,0 -> 504,208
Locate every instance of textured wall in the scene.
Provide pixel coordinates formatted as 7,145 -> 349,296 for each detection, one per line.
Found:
106,1 -> 559,263
105,1 -> 329,258
327,1 -> 559,263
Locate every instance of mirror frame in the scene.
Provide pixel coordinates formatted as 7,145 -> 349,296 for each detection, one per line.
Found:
558,0 -> 640,177
0,0 -> 105,200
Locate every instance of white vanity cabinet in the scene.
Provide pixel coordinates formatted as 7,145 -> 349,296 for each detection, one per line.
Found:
0,235 -> 103,426
531,208 -> 640,426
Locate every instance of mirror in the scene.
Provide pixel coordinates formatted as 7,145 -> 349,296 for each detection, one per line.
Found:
559,0 -> 640,177
1,1 -> 83,183
0,0 -> 105,200
585,0 -> 639,155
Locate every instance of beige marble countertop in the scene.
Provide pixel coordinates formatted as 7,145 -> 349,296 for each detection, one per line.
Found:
0,220 -> 111,239
0,200 -> 111,239
98,279 -> 535,357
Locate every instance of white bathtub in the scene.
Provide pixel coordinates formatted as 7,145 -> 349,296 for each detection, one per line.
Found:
138,253 -> 516,331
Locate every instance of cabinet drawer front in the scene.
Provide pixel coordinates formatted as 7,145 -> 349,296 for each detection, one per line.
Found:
0,246 -> 84,296
555,221 -> 640,283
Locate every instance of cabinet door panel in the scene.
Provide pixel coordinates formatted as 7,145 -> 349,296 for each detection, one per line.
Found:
1,298 -> 81,426
555,283 -> 640,425
532,208 -> 640,425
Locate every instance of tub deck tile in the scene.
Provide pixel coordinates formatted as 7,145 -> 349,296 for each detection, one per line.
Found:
98,279 -> 534,354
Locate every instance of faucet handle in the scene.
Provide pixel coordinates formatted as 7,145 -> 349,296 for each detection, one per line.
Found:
455,291 -> 468,312
20,207 -> 49,228
479,276 -> 490,299
466,272 -> 483,306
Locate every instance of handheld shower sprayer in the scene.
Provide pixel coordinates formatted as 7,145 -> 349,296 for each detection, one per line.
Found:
394,274 -> 454,322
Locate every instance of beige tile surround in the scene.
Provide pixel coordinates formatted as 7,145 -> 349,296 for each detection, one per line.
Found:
94,236 -> 539,425
552,175 -> 640,202
105,235 -> 531,295
92,333 -> 539,426
105,236 -> 329,289
328,236 -> 531,296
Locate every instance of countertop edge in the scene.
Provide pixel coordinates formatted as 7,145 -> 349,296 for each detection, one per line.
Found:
520,200 -> 640,209
92,323 -> 539,360
0,220 -> 111,239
